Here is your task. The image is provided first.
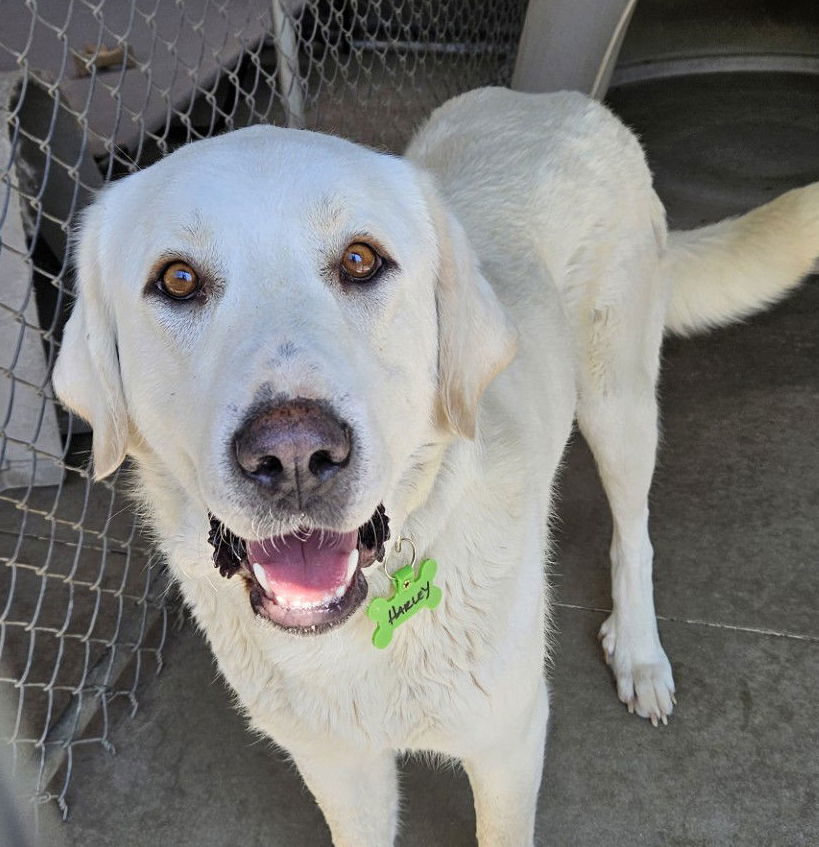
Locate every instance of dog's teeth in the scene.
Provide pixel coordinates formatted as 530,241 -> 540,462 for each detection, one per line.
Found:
345,549 -> 359,583
252,563 -> 268,592
280,589 -> 346,610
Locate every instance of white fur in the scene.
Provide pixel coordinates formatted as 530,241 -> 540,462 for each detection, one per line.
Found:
52,87 -> 819,845
665,181 -> 819,335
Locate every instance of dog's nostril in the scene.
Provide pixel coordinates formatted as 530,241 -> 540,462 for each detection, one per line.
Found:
253,455 -> 283,479
308,449 -> 340,479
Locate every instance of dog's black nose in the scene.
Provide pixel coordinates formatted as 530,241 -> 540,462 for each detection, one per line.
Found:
234,399 -> 351,494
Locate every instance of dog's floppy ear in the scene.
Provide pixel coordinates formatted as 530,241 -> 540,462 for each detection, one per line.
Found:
421,176 -> 518,439
52,204 -> 128,479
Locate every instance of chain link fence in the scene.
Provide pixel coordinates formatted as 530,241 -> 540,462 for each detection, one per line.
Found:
0,0 -> 527,820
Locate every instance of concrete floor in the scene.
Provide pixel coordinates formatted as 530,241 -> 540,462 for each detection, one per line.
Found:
38,73 -> 819,845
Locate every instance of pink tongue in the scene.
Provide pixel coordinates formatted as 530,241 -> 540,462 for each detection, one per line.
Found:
247,529 -> 359,602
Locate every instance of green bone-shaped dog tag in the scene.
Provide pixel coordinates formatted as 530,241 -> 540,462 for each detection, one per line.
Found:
367,558 -> 442,649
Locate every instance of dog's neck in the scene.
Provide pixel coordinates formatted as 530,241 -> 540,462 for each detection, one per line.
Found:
385,431 -> 480,563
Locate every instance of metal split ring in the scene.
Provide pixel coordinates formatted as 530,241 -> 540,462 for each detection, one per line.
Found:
379,536 -> 416,580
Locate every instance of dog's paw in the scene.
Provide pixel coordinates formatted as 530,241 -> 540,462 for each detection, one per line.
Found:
598,614 -> 675,726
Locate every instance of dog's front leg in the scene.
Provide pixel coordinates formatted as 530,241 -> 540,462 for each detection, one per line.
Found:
288,740 -> 399,847
462,678 -> 548,847
575,326 -> 675,724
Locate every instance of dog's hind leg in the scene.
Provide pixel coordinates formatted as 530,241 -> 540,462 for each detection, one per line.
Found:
289,742 -> 399,846
571,247 -> 675,725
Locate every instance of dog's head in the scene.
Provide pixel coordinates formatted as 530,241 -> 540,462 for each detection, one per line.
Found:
53,126 -> 516,633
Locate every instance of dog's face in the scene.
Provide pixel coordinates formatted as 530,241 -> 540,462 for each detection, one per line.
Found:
54,126 -> 516,634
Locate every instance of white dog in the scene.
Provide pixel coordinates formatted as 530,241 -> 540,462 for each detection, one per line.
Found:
53,88 -> 819,845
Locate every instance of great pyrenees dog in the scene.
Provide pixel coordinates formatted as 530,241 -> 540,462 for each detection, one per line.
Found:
53,88 -> 819,845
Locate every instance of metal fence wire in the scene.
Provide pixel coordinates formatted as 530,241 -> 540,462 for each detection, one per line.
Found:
0,0 -> 527,818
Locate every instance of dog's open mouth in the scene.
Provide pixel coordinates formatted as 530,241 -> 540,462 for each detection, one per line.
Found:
207,506 -> 389,634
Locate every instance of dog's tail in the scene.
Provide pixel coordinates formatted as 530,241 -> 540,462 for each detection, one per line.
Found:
663,181 -> 819,336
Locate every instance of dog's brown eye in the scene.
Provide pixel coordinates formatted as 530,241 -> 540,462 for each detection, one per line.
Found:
159,261 -> 200,299
340,243 -> 381,282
